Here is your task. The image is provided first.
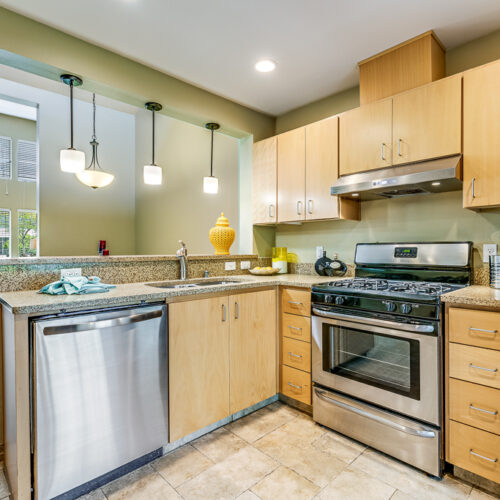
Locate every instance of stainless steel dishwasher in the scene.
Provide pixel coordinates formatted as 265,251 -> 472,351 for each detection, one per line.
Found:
31,303 -> 168,500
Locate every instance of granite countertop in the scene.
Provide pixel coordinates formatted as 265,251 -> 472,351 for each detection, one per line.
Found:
441,285 -> 500,309
0,274 -> 337,315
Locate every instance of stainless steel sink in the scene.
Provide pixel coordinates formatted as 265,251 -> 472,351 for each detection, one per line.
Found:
147,279 -> 249,289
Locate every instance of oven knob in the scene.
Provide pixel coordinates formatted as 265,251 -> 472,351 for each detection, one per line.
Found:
335,296 -> 345,305
401,303 -> 412,314
384,301 -> 396,312
325,294 -> 334,304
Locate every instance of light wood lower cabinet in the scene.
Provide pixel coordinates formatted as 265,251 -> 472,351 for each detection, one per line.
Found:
446,305 -> 500,485
169,295 -> 230,442
229,290 -> 277,414
169,289 -> 277,441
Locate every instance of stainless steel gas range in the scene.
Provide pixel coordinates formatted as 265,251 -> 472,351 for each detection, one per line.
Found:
311,242 -> 472,477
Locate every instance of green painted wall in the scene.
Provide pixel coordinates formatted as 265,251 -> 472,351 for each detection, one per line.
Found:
0,7 -> 275,142
0,113 -> 37,258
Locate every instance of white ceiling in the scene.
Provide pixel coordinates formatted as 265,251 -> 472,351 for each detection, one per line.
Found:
3,0 -> 500,116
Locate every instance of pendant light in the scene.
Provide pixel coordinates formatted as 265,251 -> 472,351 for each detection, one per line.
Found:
203,122 -> 220,194
144,102 -> 163,185
60,74 -> 86,173
75,93 -> 115,189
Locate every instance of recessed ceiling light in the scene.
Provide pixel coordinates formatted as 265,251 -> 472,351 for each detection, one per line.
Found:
431,182 -> 441,186
352,193 -> 359,197
255,59 -> 276,73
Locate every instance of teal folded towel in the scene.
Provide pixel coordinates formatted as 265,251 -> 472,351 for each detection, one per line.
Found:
39,276 -> 117,295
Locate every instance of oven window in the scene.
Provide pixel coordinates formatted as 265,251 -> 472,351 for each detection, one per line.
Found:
322,324 -> 420,400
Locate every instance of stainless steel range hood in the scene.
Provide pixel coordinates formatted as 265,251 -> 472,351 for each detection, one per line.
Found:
331,154 -> 462,201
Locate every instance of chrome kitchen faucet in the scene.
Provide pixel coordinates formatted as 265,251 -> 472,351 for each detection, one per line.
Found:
176,240 -> 188,280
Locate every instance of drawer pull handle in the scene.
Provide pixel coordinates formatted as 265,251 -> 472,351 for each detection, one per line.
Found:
469,404 -> 498,416
469,449 -> 498,463
287,382 -> 302,390
288,325 -> 302,331
469,363 -> 498,373
288,301 -> 303,306
469,327 -> 498,335
288,352 -> 302,359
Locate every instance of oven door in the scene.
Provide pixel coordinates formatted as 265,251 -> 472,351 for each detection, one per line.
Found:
312,308 -> 440,425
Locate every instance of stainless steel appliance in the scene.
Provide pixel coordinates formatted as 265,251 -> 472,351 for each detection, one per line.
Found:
31,303 -> 168,500
311,242 -> 472,477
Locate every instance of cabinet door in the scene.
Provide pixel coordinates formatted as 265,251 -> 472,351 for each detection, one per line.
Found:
277,127 -> 306,222
463,61 -> 500,208
229,289 -> 277,414
169,296 -> 230,441
339,99 -> 392,176
393,75 -> 461,165
305,117 -> 340,220
252,137 -> 277,224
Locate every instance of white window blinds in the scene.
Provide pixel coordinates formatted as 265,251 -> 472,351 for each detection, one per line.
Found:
17,140 -> 37,182
0,209 -> 11,258
0,136 -> 12,179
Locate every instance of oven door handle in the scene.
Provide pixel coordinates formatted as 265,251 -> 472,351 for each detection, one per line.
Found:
314,388 -> 436,439
312,308 -> 435,334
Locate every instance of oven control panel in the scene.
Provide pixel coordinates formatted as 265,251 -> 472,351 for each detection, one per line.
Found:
394,246 -> 418,258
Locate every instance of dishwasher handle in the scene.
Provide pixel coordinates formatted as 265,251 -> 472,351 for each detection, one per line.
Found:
43,309 -> 163,335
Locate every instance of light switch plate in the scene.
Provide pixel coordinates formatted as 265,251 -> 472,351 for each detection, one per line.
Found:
483,243 -> 497,263
240,261 -> 251,270
61,268 -> 82,279
225,261 -> 236,271
316,246 -> 324,259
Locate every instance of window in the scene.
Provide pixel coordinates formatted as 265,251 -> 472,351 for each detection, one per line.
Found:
18,210 -> 38,257
17,140 -> 37,182
0,136 -> 12,179
0,209 -> 11,258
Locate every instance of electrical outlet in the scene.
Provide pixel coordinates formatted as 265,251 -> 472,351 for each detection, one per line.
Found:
61,268 -> 82,279
483,243 -> 498,263
225,261 -> 236,271
316,246 -> 324,259
240,261 -> 251,270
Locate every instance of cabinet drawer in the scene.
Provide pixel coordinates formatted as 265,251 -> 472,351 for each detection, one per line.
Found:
449,378 -> 500,435
281,365 -> 311,405
282,313 -> 311,343
449,343 -> 500,389
449,308 -> 500,350
282,288 -> 311,316
282,337 -> 311,373
448,420 -> 500,484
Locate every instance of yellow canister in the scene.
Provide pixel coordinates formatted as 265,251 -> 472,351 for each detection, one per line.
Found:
209,213 -> 235,255
272,247 -> 288,274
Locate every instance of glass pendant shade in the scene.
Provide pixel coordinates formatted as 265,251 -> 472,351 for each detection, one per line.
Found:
144,164 -> 162,185
76,169 -> 115,189
60,148 -> 85,173
203,175 -> 218,194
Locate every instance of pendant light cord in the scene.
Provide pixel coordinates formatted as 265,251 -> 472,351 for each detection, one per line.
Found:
70,80 -> 74,149
210,127 -> 214,177
92,93 -> 96,141
152,109 -> 156,165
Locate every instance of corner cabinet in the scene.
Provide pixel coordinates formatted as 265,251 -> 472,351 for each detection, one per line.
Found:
169,289 -> 277,442
252,137 -> 277,224
463,60 -> 500,209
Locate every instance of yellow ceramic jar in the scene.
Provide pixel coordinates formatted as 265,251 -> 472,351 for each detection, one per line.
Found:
209,213 -> 235,255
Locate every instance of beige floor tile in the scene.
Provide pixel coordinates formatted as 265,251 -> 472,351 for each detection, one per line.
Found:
152,444 -> 214,487
469,489 -> 500,500
350,449 -> 472,500
76,488 -> 106,500
0,471 -> 9,498
101,464 -> 180,500
255,427 -> 345,487
178,445 -> 278,500
251,466 -> 320,500
227,405 -> 300,443
237,491 -> 261,500
312,430 -> 367,464
192,427 -> 247,463
276,413 -> 326,444
315,467 -> 395,500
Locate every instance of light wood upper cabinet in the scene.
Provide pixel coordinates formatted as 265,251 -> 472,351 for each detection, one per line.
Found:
252,137 -> 277,224
392,75 -> 462,165
339,99 -> 393,176
169,296 -> 230,441
229,289 -> 277,414
463,60 -> 500,209
305,117 -> 340,220
277,127 -> 306,222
